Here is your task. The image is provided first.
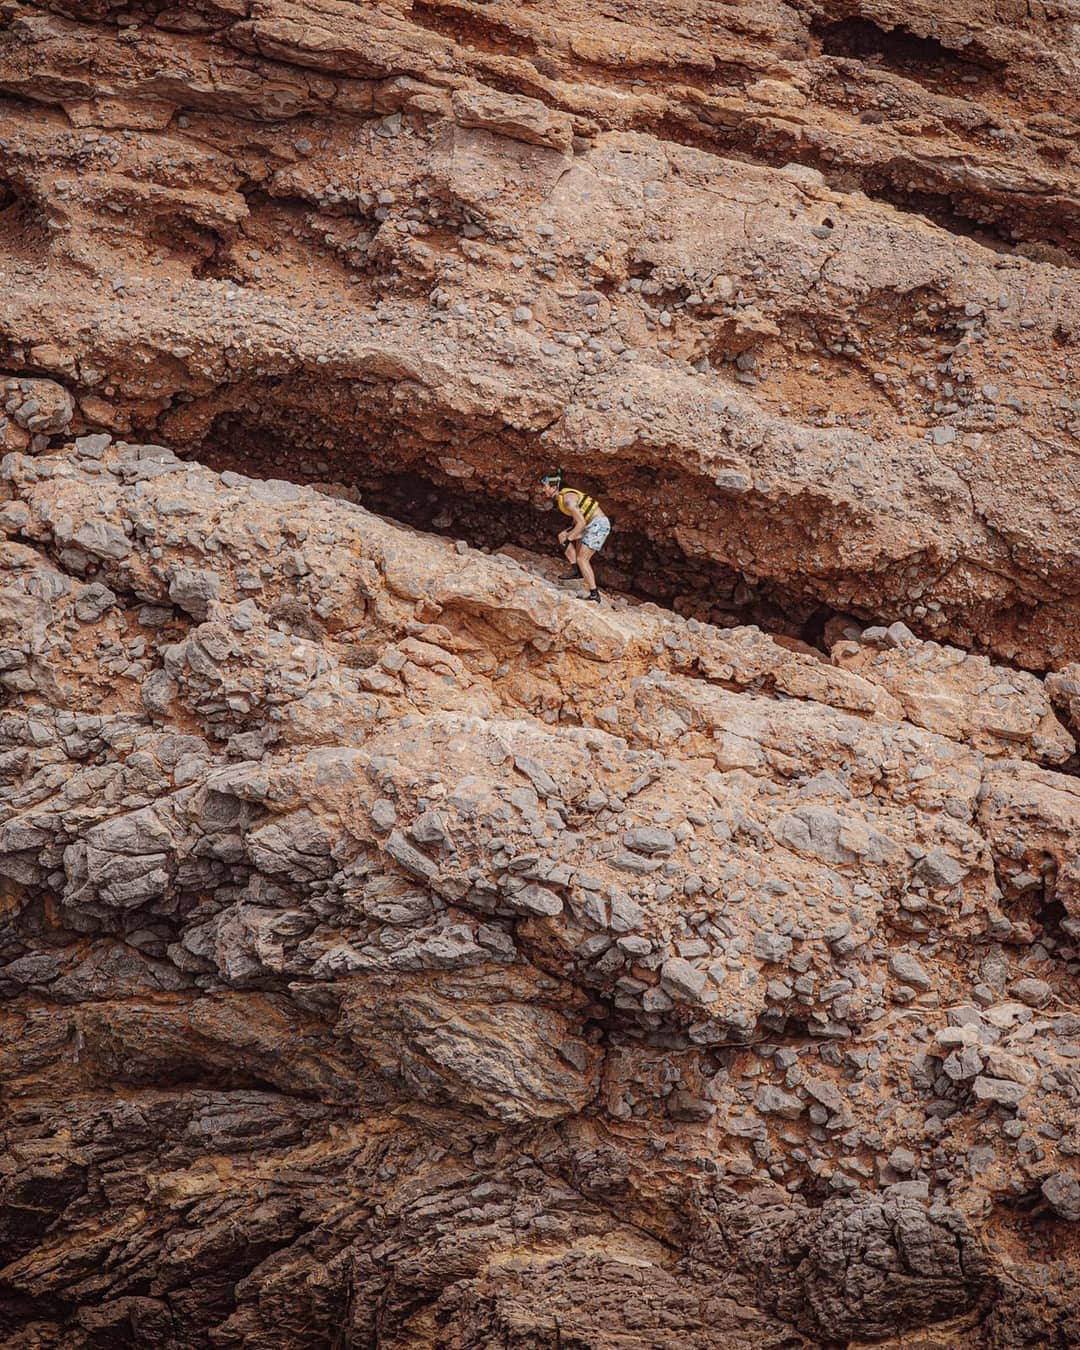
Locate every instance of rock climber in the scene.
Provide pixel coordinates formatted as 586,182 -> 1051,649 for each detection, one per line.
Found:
539,469 -> 610,603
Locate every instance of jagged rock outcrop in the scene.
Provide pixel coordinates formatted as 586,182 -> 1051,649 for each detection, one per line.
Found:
1,0 -> 1078,1344
1,438 -> 1078,1346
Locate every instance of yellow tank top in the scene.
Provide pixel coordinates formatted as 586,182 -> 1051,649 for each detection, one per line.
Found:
556,487 -> 601,522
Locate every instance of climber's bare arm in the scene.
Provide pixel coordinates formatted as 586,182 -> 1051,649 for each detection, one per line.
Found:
558,502 -> 587,544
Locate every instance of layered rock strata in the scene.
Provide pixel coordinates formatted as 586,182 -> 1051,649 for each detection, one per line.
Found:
0,1 -> 1077,663
1,0 -> 1079,1343
0,438 -> 1078,1345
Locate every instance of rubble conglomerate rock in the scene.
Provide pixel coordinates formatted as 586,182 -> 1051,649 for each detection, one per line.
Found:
1,0 -> 1079,1342
0,439 -> 1077,1346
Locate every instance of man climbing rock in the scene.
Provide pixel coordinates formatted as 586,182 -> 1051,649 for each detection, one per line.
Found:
539,469 -> 610,603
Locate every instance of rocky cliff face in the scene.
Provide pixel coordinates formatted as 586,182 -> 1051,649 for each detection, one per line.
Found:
0,2 -> 1078,1347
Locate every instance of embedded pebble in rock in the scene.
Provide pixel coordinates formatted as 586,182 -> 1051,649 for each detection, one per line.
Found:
889,951 -> 934,993
2,375 -> 74,450
660,955 -> 711,1004
972,1076 -> 1027,1109
1010,977 -> 1054,1009
888,1147 -> 918,1175
1043,1173 -> 1080,1222
0,0 -> 1079,1343
756,1085 -> 805,1119
753,932 -> 794,964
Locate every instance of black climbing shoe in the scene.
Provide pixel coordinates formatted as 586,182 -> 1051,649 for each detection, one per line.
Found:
577,589 -> 602,603
559,569 -> 581,581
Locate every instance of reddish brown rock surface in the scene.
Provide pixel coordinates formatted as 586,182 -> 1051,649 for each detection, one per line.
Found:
0,0 -> 1078,663
0,2 -> 1078,1346
1,440 -> 1078,1346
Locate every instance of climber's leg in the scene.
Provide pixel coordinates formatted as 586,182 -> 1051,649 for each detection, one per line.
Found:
576,544 -> 597,592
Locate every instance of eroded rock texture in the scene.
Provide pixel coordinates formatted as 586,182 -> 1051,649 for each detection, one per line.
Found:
1,440 -> 1079,1346
0,0 -> 1078,661
0,1 -> 1079,1346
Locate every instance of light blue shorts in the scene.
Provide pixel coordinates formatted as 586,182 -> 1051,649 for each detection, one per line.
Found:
581,514 -> 610,552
